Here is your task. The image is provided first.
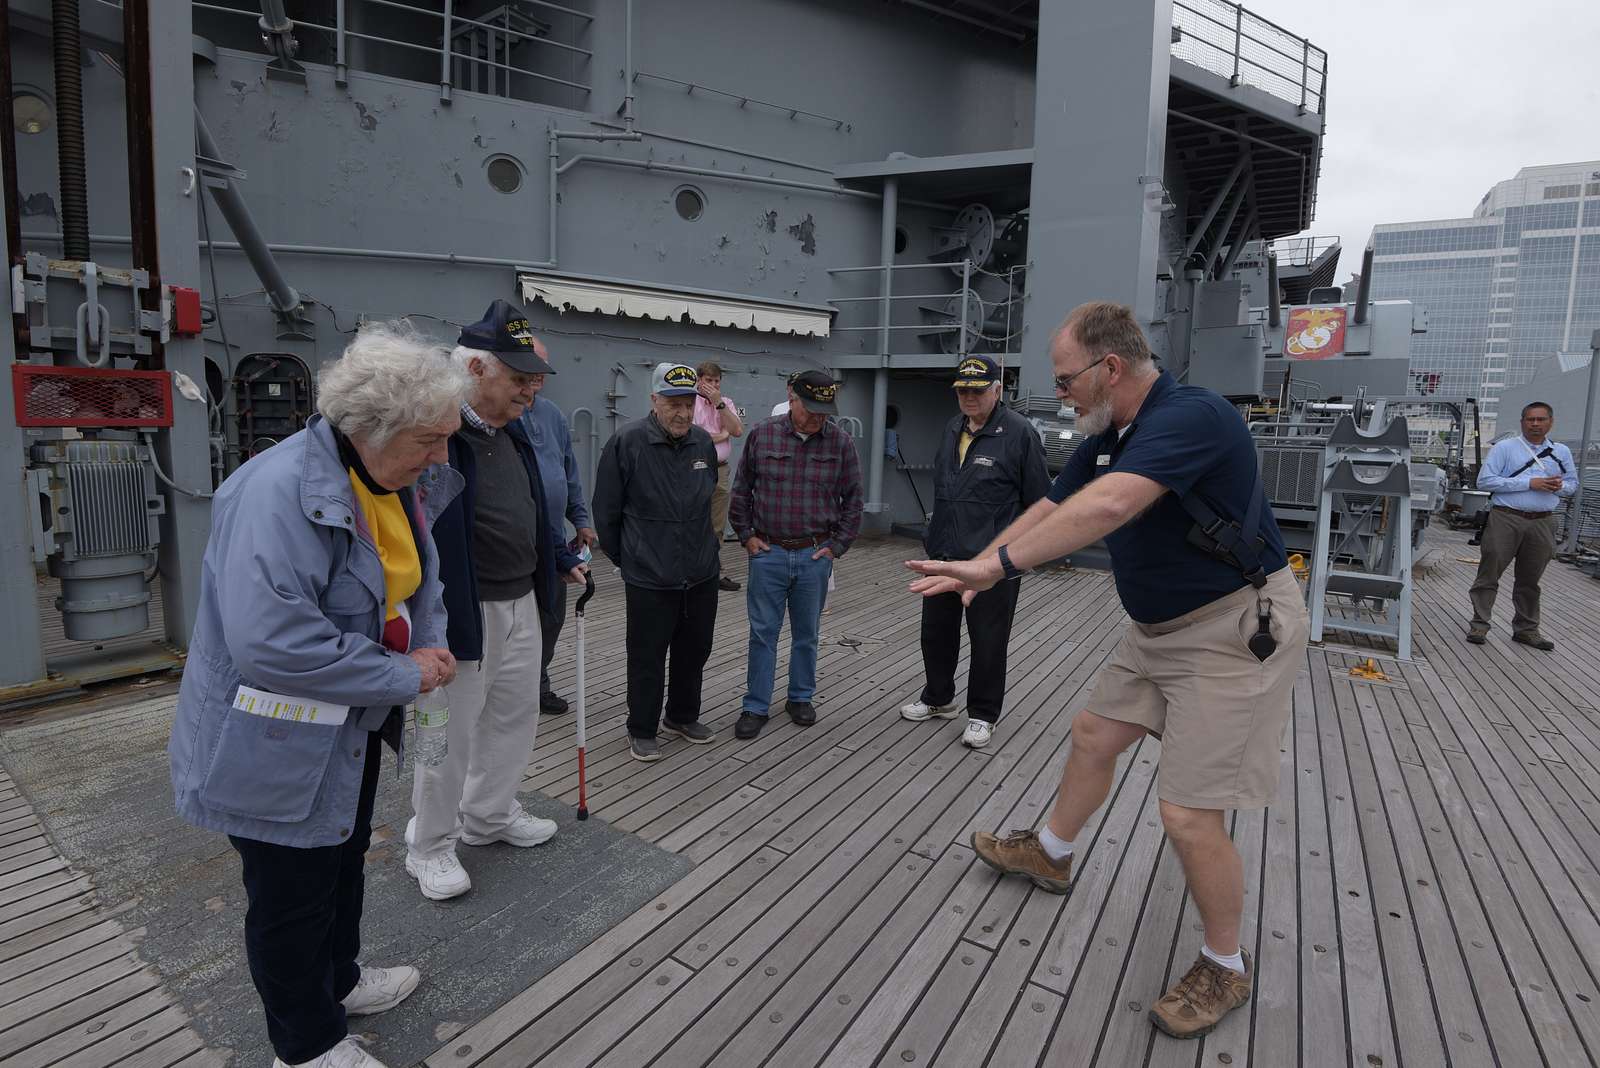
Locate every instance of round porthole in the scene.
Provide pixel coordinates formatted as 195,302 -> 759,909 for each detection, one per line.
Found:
486,155 -> 523,194
13,91 -> 52,135
674,186 -> 705,221
894,227 -> 908,255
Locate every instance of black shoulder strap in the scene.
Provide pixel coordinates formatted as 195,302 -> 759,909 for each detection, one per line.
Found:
1505,444 -> 1566,478
1178,475 -> 1269,589
1098,426 -> 1269,589
1505,454 -> 1542,479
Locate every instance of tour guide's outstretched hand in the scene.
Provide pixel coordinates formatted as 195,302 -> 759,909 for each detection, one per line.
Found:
906,555 -> 1004,605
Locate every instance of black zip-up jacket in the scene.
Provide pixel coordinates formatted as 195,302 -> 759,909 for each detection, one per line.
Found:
592,413 -> 721,589
923,402 -> 1050,561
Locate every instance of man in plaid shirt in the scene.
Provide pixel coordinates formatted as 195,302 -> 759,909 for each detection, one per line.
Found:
729,370 -> 864,739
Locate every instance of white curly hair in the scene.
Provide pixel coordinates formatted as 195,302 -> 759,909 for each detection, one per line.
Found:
317,319 -> 472,448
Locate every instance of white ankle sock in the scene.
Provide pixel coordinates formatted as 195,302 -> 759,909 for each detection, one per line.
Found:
1037,826 -> 1074,862
1201,943 -> 1245,975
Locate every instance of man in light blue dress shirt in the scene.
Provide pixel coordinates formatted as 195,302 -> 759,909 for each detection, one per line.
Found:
1467,401 -> 1578,649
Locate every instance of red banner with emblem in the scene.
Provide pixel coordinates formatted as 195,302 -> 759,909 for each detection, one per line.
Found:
1283,306 -> 1347,360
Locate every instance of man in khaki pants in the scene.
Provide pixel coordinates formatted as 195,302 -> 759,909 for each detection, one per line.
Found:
1467,401 -> 1577,650
909,302 -> 1308,1042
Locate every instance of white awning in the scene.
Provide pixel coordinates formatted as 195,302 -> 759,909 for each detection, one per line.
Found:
518,273 -> 831,338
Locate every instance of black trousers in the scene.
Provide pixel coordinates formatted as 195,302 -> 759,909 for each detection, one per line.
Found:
540,578 -> 567,694
919,579 -> 1021,724
229,735 -> 381,1064
626,578 -> 719,738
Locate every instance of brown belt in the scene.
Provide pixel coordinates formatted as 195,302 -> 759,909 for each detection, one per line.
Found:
763,533 -> 827,550
1493,505 -> 1556,520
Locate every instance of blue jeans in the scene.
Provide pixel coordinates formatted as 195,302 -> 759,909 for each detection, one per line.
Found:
742,547 -> 833,715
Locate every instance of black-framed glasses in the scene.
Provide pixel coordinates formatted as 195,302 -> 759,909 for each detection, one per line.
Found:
1052,354 -> 1109,395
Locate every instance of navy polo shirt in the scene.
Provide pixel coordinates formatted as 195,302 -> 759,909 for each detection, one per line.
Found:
1047,371 -> 1287,624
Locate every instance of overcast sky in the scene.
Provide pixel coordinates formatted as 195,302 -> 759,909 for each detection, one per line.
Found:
1239,0 -> 1600,269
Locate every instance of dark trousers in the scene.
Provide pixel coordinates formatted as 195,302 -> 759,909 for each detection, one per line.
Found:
229,736 -> 381,1064
1469,508 -> 1558,635
919,579 -> 1021,724
626,578 -> 719,738
540,579 -> 567,694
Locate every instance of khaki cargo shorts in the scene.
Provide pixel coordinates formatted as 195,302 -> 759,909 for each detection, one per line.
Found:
1088,566 -> 1309,810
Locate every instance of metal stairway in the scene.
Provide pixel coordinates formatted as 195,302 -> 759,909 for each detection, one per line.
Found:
1307,414 -> 1415,659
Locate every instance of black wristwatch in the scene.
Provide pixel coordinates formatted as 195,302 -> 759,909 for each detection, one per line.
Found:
997,544 -> 1026,581
716,401 -> 726,410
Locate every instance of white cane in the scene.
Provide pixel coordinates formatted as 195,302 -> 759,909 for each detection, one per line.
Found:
574,572 -> 596,820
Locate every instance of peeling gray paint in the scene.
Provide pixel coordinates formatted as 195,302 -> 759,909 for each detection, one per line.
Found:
20,191 -> 57,218
355,102 -> 378,131
761,210 -> 778,233
786,214 -> 817,255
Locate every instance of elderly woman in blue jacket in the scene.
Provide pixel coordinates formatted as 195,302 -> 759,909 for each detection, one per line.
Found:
168,321 -> 470,1068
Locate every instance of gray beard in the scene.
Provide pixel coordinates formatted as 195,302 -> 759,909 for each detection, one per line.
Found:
1075,398 -> 1115,436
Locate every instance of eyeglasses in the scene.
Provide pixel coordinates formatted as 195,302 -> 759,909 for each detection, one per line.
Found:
1052,354 -> 1109,395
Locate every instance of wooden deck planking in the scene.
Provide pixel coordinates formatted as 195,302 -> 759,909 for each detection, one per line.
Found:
427,531 -> 1598,1068
0,778 -> 210,1067
0,530 -> 1595,1066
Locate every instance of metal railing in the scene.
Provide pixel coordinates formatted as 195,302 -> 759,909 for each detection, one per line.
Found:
1267,235 -> 1340,269
1171,0 -> 1327,115
826,261 -> 1025,361
188,0 -> 591,104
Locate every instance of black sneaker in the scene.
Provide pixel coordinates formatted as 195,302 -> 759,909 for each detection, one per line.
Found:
735,713 -> 766,740
540,691 -> 570,714
718,576 -> 742,591
629,736 -> 662,762
661,719 -> 716,744
785,700 -> 816,727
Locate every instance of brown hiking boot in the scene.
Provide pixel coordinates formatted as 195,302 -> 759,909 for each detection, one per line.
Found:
970,830 -> 1073,894
1149,950 -> 1253,1039
1465,625 -> 1488,645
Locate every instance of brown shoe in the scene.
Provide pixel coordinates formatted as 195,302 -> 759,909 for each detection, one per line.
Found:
1512,631 -> 1555,651
1149,950 -> 1253,1039
970,830 -> 1073,894
1465,626 -> 1488,645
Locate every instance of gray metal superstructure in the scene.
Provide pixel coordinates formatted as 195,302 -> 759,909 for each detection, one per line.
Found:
2,0 -> 1331,696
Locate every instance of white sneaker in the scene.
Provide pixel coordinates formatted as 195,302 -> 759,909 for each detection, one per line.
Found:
273,1035 -> 390,1067
962,720 -> 993,749
900,700 -> 960,722
341,964 -> 420,1016
404,850 -> 471,900
460,809 -> 558,848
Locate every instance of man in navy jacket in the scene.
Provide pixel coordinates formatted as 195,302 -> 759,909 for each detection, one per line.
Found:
404,301 -> 585,901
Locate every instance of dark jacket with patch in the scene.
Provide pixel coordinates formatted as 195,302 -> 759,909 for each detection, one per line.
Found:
432,418 -> 579,662
923,403 -> 1050,561
592,413 -> 721,590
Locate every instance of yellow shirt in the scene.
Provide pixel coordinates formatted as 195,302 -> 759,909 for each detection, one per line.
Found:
347,473 -> 421,621
958,428 -> 974,466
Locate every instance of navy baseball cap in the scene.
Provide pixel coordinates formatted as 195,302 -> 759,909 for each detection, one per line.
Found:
791,369 -> 839,414
652,362 -> 700,396
952,355 -> 1001,388
457,300 -> 556,374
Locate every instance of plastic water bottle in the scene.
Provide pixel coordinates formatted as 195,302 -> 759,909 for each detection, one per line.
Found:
413,687 -> 449,768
